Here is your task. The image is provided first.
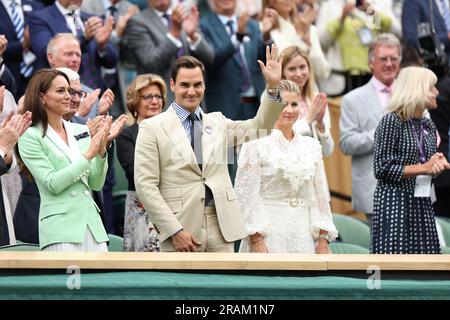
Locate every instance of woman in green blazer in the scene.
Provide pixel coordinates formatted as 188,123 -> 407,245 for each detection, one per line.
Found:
18,69 -> 111,251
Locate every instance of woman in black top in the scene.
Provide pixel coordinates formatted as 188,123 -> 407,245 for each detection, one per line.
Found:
116,74 -> 166,252
372,66 -> 449,254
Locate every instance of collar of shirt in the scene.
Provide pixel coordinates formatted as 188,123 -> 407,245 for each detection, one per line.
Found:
102,0 -> 113,10
218,14 -> 238,35
55,0 -> 79,16
2,0 -> 23,19
172,101 -> 203,124
370,76 -> 391,94
153,7 -> 172,19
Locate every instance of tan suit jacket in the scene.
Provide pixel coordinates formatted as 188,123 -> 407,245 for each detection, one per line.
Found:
134,92 -> 284,251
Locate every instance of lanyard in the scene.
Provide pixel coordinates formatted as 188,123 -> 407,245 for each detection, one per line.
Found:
410,121 -> 426,164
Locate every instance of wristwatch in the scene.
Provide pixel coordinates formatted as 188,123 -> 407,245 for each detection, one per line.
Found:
318,233 -> 332,243
266,86 -> 280,98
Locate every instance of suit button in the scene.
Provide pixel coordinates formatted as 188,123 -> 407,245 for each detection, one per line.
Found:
202,178 -> 206,181
201,197 -> 205,202
70,191 -> 77,197
83,190 -> 90,196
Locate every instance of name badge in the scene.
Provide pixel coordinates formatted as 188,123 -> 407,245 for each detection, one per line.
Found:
357,27 -> 373,46
414,175 -> 432,198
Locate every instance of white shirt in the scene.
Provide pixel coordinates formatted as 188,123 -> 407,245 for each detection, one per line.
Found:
1,0 -> 24,22
55,0 -> 85,35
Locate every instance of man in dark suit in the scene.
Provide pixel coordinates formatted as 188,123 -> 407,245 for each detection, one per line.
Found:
28,0 -> 118,92
0,0 -> 44,97
200,0 -> 275,120
124,0 -> 214,102
402,0 -> 450,56
0,111 -> 31,246
0,35 -> 17,97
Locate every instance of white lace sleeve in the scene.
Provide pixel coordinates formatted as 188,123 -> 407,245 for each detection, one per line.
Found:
235,142 -> 270,237
310,159 -> 338,241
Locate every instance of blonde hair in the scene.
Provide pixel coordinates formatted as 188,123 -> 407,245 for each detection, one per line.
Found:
127,74 -> 167,120
281,46 -> 315,102
279,79 -> 300,95
386,66 -> 437,120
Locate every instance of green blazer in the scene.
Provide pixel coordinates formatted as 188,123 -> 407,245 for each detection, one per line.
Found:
18,121 -> 109,249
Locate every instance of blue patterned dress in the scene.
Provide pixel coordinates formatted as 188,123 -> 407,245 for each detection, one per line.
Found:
371,113 -> 441,254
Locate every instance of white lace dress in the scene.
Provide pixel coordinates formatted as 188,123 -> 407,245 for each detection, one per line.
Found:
235,130 -> 338,253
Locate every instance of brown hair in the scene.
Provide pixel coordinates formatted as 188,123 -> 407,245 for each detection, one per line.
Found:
23,69 -> 70,137
127,73 -> 167,120
171,56 -> 206,83
281,46 -> 315,102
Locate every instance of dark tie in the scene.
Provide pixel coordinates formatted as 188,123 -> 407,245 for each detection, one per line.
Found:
0,179 -> 10,246
225,20 -> 251,93
188,112 -> 202,166
67,10 -> 83,40
188,112 -> 214,206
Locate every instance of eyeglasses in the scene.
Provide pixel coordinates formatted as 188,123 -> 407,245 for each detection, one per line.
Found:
376,56 -> 401,64
68,88 -> 87,99
141,94 -> 163,101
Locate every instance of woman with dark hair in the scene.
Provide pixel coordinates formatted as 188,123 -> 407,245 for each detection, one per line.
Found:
18,69 -> 111,252
116,73 -> 166,252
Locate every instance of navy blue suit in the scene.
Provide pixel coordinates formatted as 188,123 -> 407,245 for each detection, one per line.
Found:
200,14 -> 266,120
28,3 -> 118,91
0,0 -> 44,97
402,0 -> 450,55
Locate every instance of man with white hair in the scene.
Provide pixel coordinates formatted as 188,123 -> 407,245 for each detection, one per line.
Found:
47,33 -> 115,123
340,33 -> 402,224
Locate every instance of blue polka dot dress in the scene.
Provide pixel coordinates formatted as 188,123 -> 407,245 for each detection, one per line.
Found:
371,113 -> 441,254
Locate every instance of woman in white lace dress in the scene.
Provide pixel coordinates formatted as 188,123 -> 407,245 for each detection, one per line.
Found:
235,80 -> 337,254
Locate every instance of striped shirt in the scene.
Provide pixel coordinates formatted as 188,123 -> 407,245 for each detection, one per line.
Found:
171,102 -> 203,142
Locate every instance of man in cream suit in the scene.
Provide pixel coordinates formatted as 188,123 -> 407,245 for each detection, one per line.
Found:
135,48 -> 285,252
339,33 -> 401,224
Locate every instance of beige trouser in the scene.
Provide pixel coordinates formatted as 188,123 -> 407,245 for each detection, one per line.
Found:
198,207 -> 234,253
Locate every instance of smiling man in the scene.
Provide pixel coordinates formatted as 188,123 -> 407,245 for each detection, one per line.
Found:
339,33 -> 402,225
134,51 -> 285,253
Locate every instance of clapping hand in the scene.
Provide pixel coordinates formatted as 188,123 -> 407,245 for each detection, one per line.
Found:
107,114 -> 128,142
0,111 -> 32,162
86,115 -> 104,137
261,8 -> 278,38
258,44 -> 283,89
424,153 -> 450,176
78,89 -> 100,117
306,92 -> 327,128
183,5 -> 200,41
98,116 -> 112,158
98,89 -> 115,115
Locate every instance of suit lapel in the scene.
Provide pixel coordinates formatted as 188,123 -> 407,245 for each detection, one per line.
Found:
45,122 -> 90,188
211,13 -> 241,68
201,113 -> 217,169
363,83 -> 384,121
160,107 -> 201,174
147,8 -> 168,36
50,4 -> 71,33
0,3 -> 17,40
